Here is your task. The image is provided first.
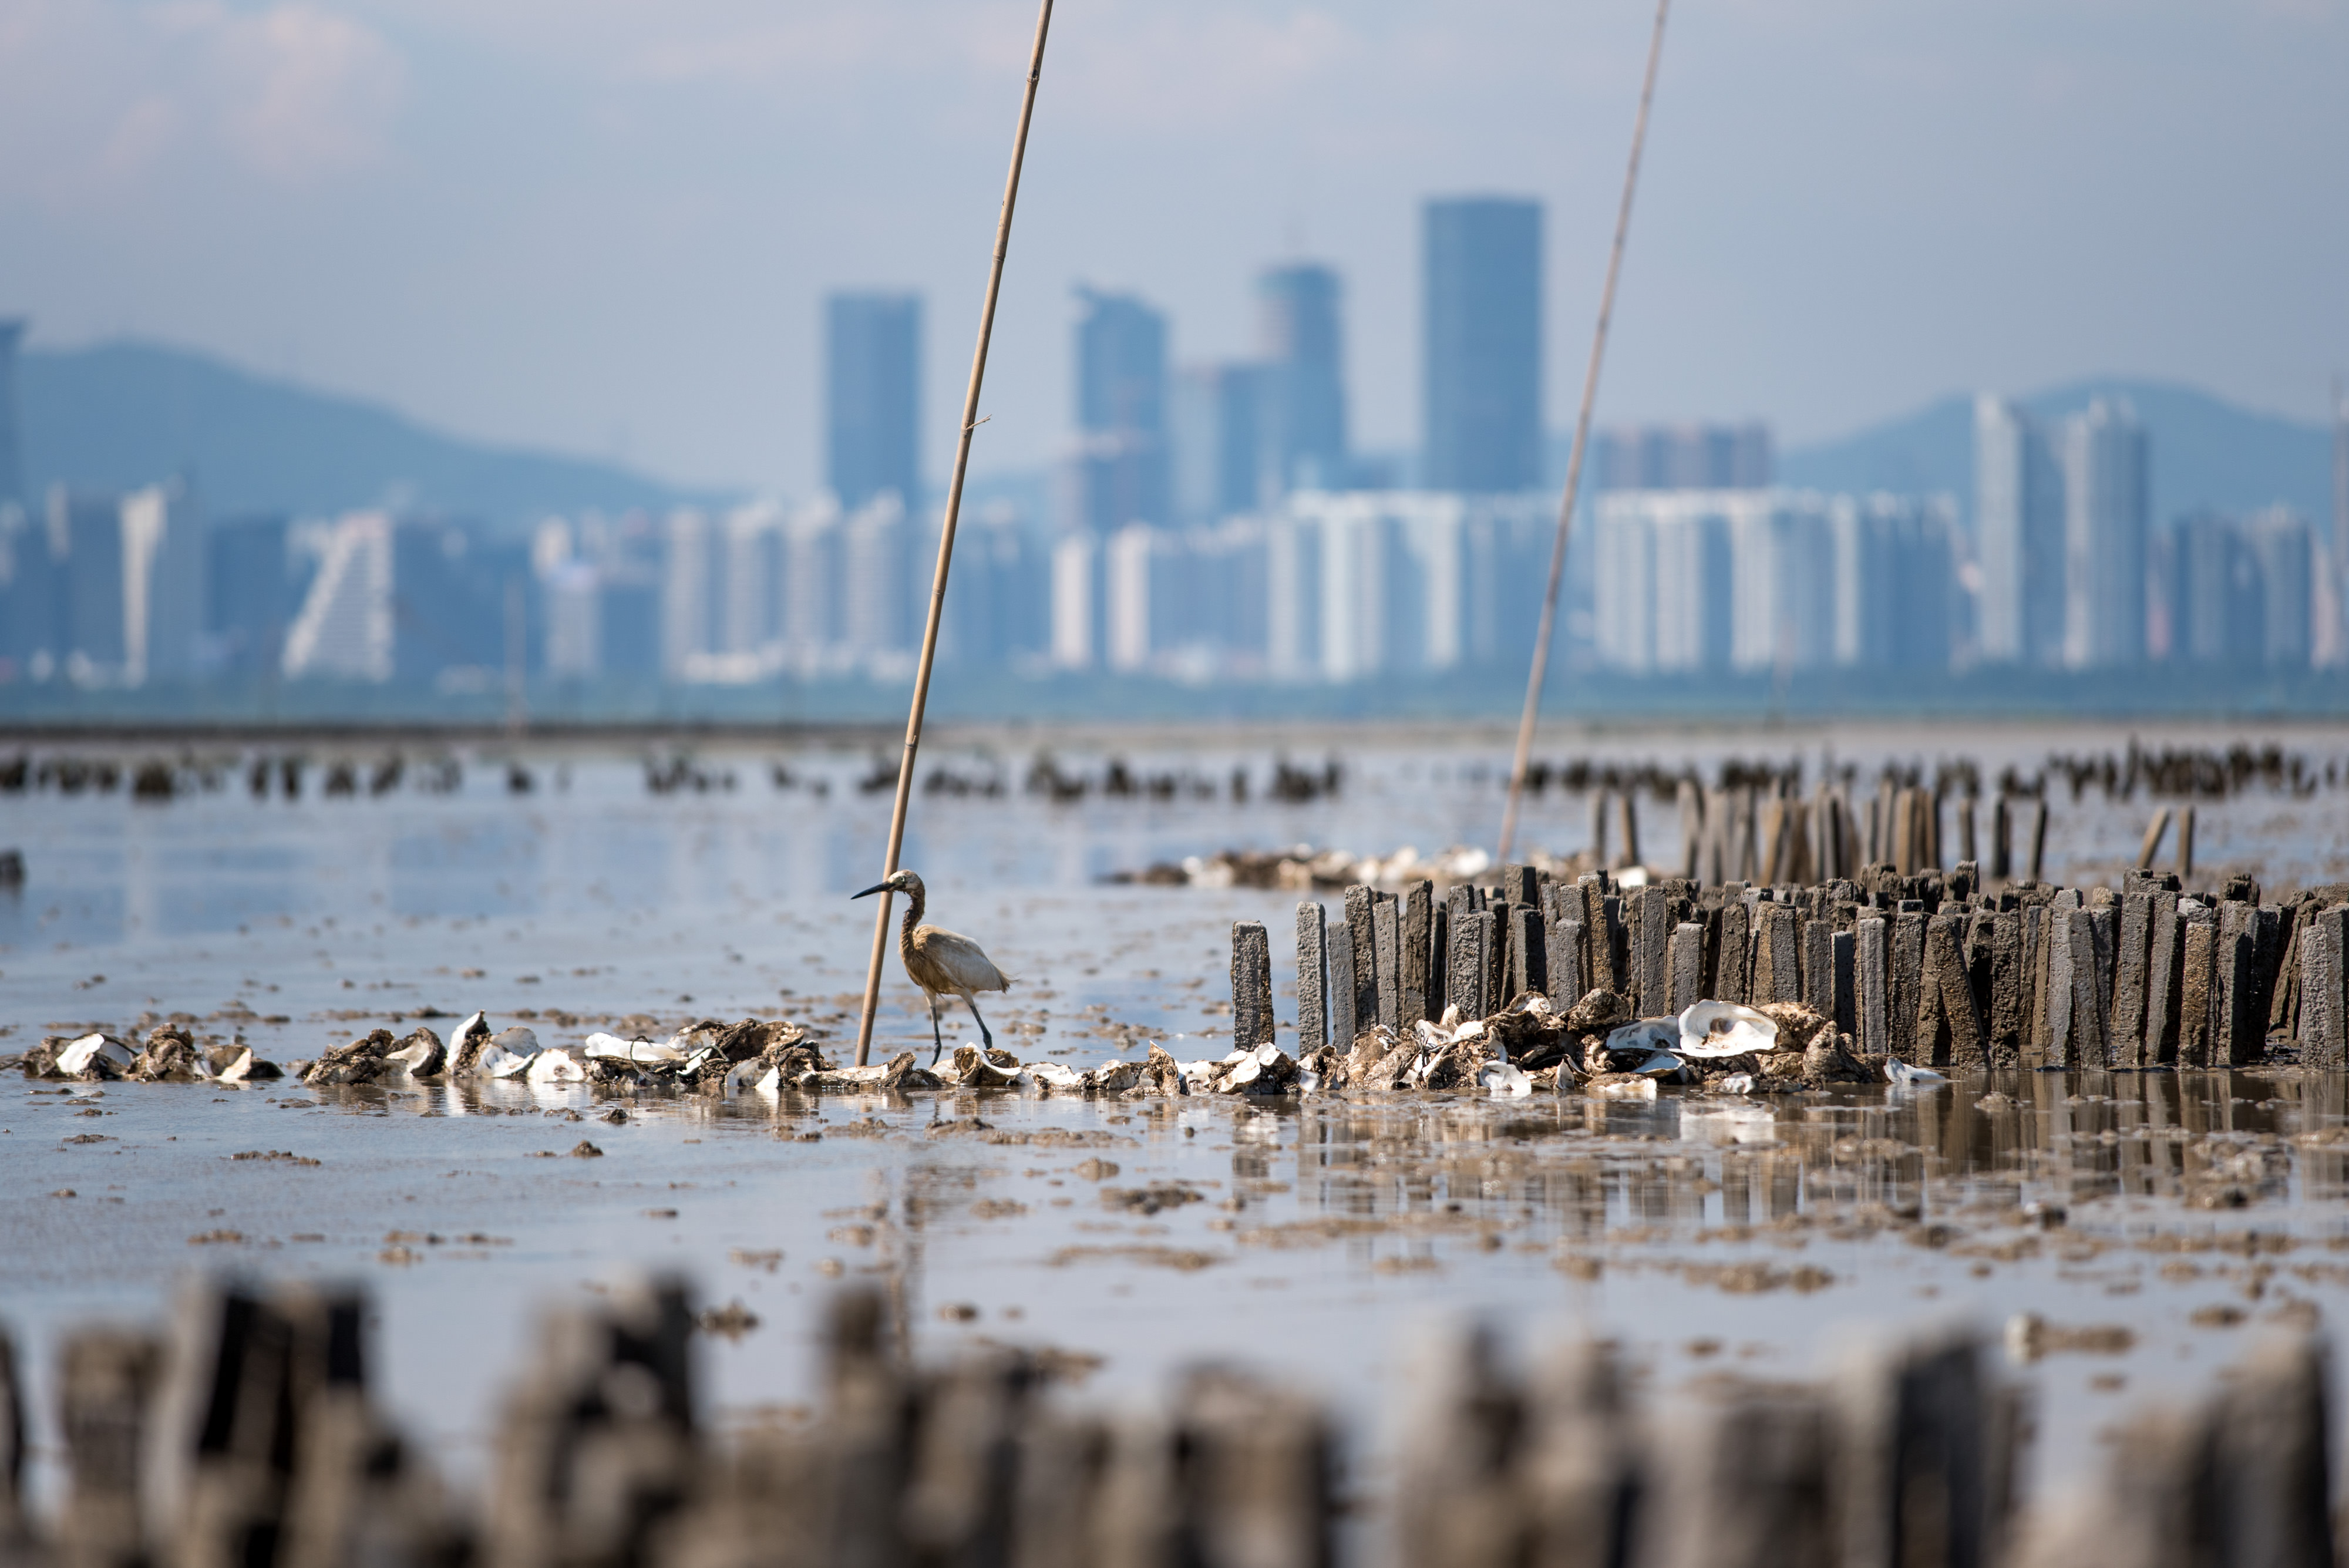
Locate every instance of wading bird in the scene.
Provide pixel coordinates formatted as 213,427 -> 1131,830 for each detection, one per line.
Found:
852,870 -> 1013,1064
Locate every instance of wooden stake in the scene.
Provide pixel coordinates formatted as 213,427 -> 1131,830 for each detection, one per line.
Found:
854,0 -> 1055,1065
1496,0 -> 1671,864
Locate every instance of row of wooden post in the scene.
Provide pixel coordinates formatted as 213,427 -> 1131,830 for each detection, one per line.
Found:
4,1281 -> 2333,1568
1236,860 -> 2349,1069
1665,783 -> 2055,886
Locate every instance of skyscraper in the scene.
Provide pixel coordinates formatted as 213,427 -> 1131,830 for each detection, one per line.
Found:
1422,198 -> 1542,493
120,479 -> 201,685
0,319 -> 23,507
1170,364 -> 1266,524
1973,396 -> 2066,665
1594,423 -> 1772,491
2060,398 -> 2148,668
1074,289 -> 1169,532
1257,264 -> 1348,492
207,515 -> 291,677
52,487 -> 126,681
826,293 -> 921,510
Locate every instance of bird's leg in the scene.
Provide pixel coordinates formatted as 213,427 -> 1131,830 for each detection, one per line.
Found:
927,996 -> 946,1068
964,996 -> 995,1054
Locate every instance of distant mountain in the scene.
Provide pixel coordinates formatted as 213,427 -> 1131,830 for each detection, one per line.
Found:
16,339 -> 708,527
1778,378 -> 2337,534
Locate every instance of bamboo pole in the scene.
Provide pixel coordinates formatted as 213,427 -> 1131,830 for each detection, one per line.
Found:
1496,0 -> 1670,866
854,0 -> 1055,1065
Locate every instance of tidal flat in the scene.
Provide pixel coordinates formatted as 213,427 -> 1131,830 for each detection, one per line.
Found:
5,718 -> 2349,1524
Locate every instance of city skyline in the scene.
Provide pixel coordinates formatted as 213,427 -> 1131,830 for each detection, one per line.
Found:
1,1 -> 2340,499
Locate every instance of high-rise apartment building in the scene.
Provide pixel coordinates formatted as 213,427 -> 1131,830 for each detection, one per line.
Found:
1594,424 -> 1771,491
52,487 -> 126,681
1258,264 -> 1348,492
0,319 -> 23,507
1830,494 -> 1953,671
1170,364 -> 1266,525
2162,507 -> 2313,669
1973,396 -> 2065,664
283,513 -> 393,682
1422,197 -> 1542,493
842,492 -> 911,660
826,293 -> 921,510
206,516 -> 291,677
120,480 -> 201,685
1594,488 -> 1948,678
1073,289 -> 1169,532
2060,398 -> 2148,668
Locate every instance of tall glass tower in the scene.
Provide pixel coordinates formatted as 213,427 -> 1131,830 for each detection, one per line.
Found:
0,319 -> 23,507
1422,198 -> 1542,493
825,294 -> 922,510
1257,264 -> 1348,492
1074,288 -> 1169,532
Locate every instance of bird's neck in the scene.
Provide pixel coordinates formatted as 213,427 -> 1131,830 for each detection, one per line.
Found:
897,886 -> 924,947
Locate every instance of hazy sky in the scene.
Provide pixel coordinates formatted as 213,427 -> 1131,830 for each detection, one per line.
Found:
2,0 -> 2344,496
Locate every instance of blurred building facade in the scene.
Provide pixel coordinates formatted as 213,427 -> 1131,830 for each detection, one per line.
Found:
1593,423 -> 1772,492
1593,486 -> 1954,677
826,292 -> 921,512
1072,289 -> 1169,535
1422,197 -> 1543,493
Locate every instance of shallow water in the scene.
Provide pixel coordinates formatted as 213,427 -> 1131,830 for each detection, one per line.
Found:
4,719 -> 2349,1525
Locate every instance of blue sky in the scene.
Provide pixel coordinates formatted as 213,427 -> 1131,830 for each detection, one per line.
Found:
1,0 -> 2343,494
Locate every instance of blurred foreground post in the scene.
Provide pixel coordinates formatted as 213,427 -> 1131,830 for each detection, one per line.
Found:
856,0 -> 1056,1064
1497,0 -> 1671,864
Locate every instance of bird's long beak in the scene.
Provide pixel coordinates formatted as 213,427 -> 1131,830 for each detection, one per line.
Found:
852,881 -> 891,900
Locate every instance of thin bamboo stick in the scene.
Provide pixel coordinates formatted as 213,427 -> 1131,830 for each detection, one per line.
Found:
1497,0 -> 1671,866
854,0 -> 1056,1065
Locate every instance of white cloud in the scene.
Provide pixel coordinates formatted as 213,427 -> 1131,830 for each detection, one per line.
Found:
0,0 -> 406,199
201,2 -> 406,180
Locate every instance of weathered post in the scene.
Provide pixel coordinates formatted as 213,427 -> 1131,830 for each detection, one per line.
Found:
1449,910 -> 1494,1021
1755,901 -> 1800,1005
1373,893 -> 1402,1029
1401,880 -> 1432,1028
1328,921 -> 1357,1047
2112,893 -> 2151,1066
1549,917 -> 1587,1007
57,1330 -> 163,1568
1427,900 -> 1449,1023
2218,929 -> 2259,1066
1510,904 -> 1548,1002
1987,907 -> 2026,1066
1294,904 -> 1329,1054
2179,918 -> 2216,1068
1668,921 -> 1705,1016
1801,918 -> 1834,1017
1678,778 -> 1704,880
1717,896 -> 1751,1004
2144,889 -> 2183,1065
1231,922 -> 1274,1049
1890,907 -> 1926,1059
2301,907 -> 2348,1069
1832,928 -> 1857,1037
1633,886 -> 1670,1012
1917,911 -> 1985,1068
1344,886 -> 1379,1037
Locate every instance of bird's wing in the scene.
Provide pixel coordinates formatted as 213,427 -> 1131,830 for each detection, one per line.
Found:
916,926 -> 1014,992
